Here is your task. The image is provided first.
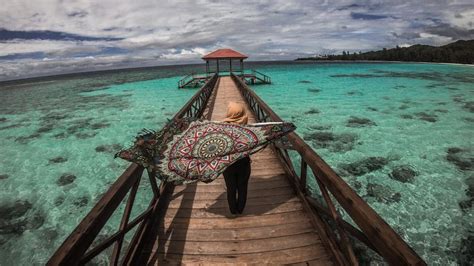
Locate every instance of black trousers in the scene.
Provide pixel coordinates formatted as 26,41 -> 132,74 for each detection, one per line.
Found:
223,157 -> 251,214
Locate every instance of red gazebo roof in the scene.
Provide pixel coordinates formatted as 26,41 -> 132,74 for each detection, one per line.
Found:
202,48 -> 248,60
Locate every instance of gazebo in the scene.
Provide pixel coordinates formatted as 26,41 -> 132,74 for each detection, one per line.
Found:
177,48 -> 271,88
202,48 -> 248,76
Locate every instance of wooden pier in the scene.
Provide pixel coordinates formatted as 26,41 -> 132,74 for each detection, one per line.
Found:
152,76 -> 331,264
48,74 -> 426,265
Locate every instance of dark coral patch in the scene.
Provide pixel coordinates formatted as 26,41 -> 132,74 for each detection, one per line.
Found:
390,165 -> 417,183
347,90 -> 363,96
298,80 -> 312,83
304,108 -> 320,115
49,157 -> 67,164
0,124 -> 23,131
57,174 -> 76,186
452,96 -> 465,103
304,131 -> 357,153
0,200 -> 44,235
66,118 -> 94,135
0,174 -> 8,180
95,144 -> 122,153
53,132 -> 67,139
54,196 -> 65,207
459,176 -> 474,212
73,196 -> 89,208
457,234 -> 474,265
415,112 -> 438,122
90,122 -> 110,130
309,124 -> 332,131
75,132 -> 98,139
41,112 -> 70,123
15,133 -> 41,144
366,183 -> 401,204
346,116 -> 376,127
463,101 -> 474,113
340,157 -> 389,176
307,88 -> 321,93
36,124 -> 55,134
446,148 -> 473,171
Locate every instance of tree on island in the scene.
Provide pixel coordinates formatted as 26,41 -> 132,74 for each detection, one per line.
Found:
296,40 -> 474,64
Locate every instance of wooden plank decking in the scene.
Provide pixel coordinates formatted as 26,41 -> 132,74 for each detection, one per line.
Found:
148,77 -> 332,264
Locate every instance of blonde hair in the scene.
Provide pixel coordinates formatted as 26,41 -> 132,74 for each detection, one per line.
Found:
223,102 -> 248,125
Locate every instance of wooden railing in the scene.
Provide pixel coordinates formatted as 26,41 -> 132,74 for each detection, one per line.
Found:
251,69 -> 271,84
231,73 -> 425,265
178,73 -> 194,88
48,74 -> 218,266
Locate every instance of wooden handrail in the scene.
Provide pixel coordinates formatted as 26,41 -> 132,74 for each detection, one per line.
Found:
48,74 -> 218,265
178,73 -> 195,88
251,69 -> 271,84
48,164 -> 144,265
231,73 -> 425,265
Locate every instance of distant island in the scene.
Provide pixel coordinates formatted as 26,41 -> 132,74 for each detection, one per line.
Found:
296,40 -> 474,64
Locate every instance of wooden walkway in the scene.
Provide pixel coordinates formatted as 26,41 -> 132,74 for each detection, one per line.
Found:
149,77 -> 332,264
48,74 -> 425,266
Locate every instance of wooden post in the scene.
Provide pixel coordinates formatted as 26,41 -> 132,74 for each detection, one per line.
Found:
216,59 -> 219,75
300,158 -> 307,193
240,59 -> 243,75
206,60 -> 209,76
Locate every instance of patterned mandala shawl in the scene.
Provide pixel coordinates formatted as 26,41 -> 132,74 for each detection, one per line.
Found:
116,119 -> 295,185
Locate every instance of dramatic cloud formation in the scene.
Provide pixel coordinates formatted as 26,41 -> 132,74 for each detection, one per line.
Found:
0,0 -> 473,80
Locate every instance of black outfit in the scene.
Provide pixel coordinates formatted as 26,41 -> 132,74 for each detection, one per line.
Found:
223,156 -> 251,214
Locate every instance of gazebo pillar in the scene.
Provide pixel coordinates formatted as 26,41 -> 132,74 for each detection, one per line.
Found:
216,60 -> 219,75
240,59 -> 243,75
229,59 -> 232,73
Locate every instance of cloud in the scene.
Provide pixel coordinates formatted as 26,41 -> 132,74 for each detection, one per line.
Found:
0,28 -> 122,41
67,10 -> 88,18
0,0 -> 473,81
350,12 -> 389,20
425,23 -> 474,39
0,52 -> 45,60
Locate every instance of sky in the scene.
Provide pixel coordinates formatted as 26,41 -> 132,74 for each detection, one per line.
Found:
0,0 -> 473,81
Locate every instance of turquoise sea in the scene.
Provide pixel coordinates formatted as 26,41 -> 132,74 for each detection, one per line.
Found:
0,62 -> 472,265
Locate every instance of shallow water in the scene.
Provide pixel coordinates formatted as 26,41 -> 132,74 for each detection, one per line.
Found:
252,62 -> 474,265
0,62 -> 473,265
0,69 -> 196,265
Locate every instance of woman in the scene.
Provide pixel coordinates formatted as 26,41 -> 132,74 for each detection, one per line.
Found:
222,102 -> 252,215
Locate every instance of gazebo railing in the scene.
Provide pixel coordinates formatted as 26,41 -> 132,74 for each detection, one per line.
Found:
178,73 -> 197,88
231,73 -> 425,265
251,69 -> 271,84
48,74 -> 218,265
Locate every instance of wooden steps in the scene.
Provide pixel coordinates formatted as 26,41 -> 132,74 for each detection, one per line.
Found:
148,77 -> 332,265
